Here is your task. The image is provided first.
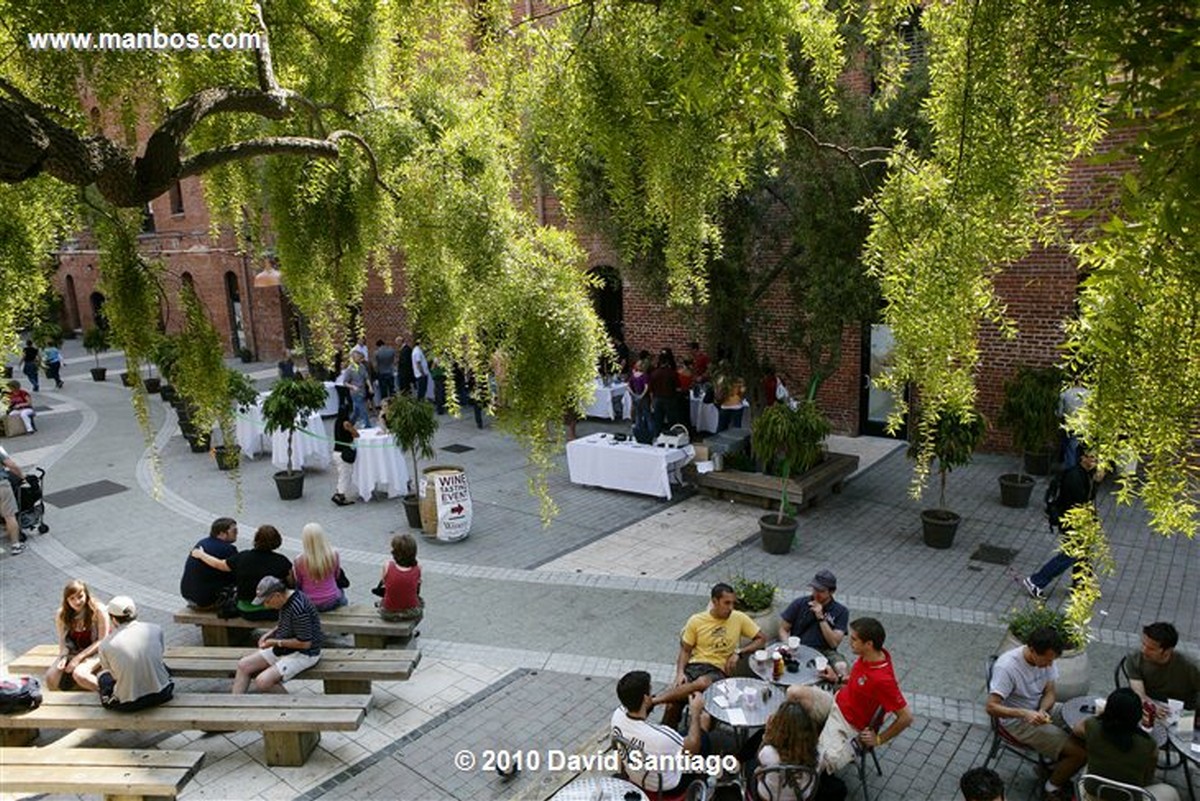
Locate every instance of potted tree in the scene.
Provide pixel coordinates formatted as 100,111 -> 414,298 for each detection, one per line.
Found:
731,575 -> 781,642
152,335 -> 181,402
83,327 -> 109,382
998,366 -> 1063,497
750,400 -> 831,554
261,377 -> 328,500
1002,602 -> 1089,698
913,406 -> 986,548
213,369 -> 259,470
382,392 -> 439,529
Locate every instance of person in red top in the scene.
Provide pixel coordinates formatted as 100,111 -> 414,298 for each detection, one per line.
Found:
377,533 -> 423,623
688,342 -> 710,382
785,617 -> 913,772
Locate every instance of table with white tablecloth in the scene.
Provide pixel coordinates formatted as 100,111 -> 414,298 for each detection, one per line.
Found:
566,433 -> 693,499
584,379 -> 632,420
320,381 -> 339,416
235,395 -> 270,457
690,397 -> 749,433
350,428 -> 410,501
270,412 -> 330,471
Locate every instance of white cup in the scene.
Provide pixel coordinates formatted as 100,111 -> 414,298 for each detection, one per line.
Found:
814,655 -> 829,673
754,649 -> 768,662
1168,699 -> 1185,725
1093,697 -> 1107,715
787,636 -> 801,651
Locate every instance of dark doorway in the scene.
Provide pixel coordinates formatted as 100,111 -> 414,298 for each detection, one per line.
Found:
859,322 -> 908,438
64,275 -> 81,330
89,292 -> 108,331
224,271 -> 246,353
590,265 -> 623,338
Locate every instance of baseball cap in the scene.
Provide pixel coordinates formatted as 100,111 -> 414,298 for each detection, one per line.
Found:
810,570 -> 837,592
107,595 -> 137,618
253,576 -> 287,605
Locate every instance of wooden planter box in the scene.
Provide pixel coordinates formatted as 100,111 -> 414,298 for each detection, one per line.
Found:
695,451 -> 859,511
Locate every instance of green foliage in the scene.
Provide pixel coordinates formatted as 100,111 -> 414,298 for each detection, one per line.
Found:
226,368 -> 260,413
151,335 -> 181,385
1059,503 -> 1114,648
172,284 -> 231,441
998,366 -> 1063,458
382,393 -> 438,494
730,576 -> 778,614
1004,601 -> 1086,651
82,327 -> 109,368
261,378 -> 327,474
752,400 -> 831,523
909,406 -> 986,510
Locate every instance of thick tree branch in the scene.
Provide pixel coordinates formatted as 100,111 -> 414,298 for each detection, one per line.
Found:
179,136 -> 340,176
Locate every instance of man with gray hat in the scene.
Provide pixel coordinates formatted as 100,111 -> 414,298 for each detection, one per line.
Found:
779,569 -> 849,673
96,596 -> 174,711
233,576 -> 322,694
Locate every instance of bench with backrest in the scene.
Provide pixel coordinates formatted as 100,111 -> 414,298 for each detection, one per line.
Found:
0,747 -> 204,801
174,603 -> 416,648
8,644 -> 420,696
0,691 -> 369,766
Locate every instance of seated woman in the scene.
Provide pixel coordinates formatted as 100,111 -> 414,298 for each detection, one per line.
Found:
1072,687 -> 1180,801
753,701 -> 826,801
5,380 -> 36,432
45,579 -> 110,691
376,533 -> 423,623
192,524 -> 292,621
291,522 -> 348,612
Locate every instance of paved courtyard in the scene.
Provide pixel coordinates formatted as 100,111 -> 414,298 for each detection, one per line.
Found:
1,340 -> 1196,800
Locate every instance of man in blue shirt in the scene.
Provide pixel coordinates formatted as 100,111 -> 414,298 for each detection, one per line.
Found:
778,569 -> 849,672
179,517 -> 238,610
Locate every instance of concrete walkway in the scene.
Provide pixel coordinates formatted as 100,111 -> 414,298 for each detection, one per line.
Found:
0,339 -> 1196,800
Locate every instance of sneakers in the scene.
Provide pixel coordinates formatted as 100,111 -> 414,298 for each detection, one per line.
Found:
331,494 -> 353,506
10,543 -> 25,555
1023,576 -> 1046,600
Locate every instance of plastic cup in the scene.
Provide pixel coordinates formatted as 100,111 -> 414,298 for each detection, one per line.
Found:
1168,699 -> 1185,725
1093,697 -> 1106,715
814,655 -> 829,673
787,636 -> 801,651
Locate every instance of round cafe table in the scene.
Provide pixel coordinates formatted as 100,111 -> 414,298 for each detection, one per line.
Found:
1061,696 -> 1169,748
551,775 -> 647,801
703,677 -> 785,730
750,642 -> 825,687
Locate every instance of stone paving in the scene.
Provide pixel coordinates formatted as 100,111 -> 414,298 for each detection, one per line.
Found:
0,339 -> 1196,800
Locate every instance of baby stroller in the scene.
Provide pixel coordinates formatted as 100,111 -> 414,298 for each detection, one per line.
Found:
11,468 -> 48,541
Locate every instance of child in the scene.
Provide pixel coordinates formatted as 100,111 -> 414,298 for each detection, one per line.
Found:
376,533 -> 423,622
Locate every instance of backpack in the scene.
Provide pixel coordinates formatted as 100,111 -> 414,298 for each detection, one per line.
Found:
0,676 -> 43,713
1044,474 -> 1064,530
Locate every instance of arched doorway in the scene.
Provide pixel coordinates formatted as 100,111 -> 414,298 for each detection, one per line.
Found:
224,271 -> 247,353
64,275 -> 81,330
590,265 -> 623,339
89,292 -> 108,331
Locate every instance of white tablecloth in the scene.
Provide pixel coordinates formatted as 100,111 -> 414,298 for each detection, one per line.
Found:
320,381 -> 339,416
270,412 -> 330,471
566,433 -> 693,499
690,398 -> 720,433
235,394 -> 270,457
583,379 -> 631,420
351,428 -> 410,501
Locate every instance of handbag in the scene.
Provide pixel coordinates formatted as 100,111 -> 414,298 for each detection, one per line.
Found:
336,567 -> 350,589
340,445 -> 357,464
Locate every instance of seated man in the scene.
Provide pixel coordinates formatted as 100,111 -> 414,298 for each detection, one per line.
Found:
232,577 -> 322,694
785,617 -> 913,772
96,596 -> 174,711
611,670 -> 711,794
960,766 -> 1005,801
1127,621 -> 1200,713
986,626 -> 1086,801
779,569 -> 849,672
180,517 -> 238,610
663,582 -> 766,727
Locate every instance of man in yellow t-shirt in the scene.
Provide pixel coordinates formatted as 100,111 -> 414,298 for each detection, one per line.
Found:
661,583 -> 765,728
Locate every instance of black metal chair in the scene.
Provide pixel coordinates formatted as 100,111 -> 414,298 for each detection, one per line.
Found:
850,706 -> 886,801
1114,654 -> 1130,689
983,655 -> 1053,773
751,763 -> 820,801
611,733 -> 709,801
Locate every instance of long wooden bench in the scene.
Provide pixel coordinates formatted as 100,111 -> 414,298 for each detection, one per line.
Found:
696,451 -> 859,510
174,602 -> 416,648
0,747 -> 204,801
8,644 -> 421,696
0,691 -> 370,766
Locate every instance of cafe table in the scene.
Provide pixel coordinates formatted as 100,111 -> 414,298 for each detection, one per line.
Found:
585,378 -> 632,420
703,677 -> 785,730
751,642 -> 826,687
350,427 -> 410,501
1061,695 -> 1169,748
269,412 -> 330,471
550,775 -> 647,801
566,433 -> 694,499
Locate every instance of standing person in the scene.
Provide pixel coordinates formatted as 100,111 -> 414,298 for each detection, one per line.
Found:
43,343 -> 64,389
179,517 -> 238,610
349,336 -> 369,361
191,524 -> 291,621
648,351 -> 678,438
1023,451 -> 1103,599
331,386 -> 359,506
338,350 -> 372,427
277,350 -> 297,380
629,357 -> 652,441
376,533 -> 423,622
959,767 -> 1005,801
985,626 -> 1087,800
1073,687 -> 1180,801
232,577 -> 322,694
689,341 -> 710,383
20,340 -> 39,392
785,618 -> 913,773
45,579 -> 110,691
778,570 -> 849,674
1,444 -> 27,555
396,335 -> 414,395
411,335 -> 430,402
96,596 -> 174,711
374,338 -> 396,401
290,523 -> 348,611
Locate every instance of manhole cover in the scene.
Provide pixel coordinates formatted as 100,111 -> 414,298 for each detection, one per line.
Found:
441,443 -> 474,454
969,544 -> 1018,566
43,479 -> 129,508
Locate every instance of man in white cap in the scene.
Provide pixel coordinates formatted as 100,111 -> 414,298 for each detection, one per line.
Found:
96,596 -> 174,711
232,576 -> 323,693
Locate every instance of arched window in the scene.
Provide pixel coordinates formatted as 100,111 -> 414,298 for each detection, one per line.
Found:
225,271 -> 247,353
590,265 -> 624,339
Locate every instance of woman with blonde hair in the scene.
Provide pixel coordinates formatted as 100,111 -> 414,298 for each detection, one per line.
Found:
45,579 -> 110,691
291,522 -> 348,611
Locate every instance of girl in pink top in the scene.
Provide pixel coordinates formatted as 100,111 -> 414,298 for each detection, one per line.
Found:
291,523 -> 347,611
378,533 -> 423,622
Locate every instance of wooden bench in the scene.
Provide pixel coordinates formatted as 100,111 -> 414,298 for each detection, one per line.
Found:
0,747 -> 204,801
174,603 -> 416,648
696,451 -> 860,510
9,644 -> 421,696
0,691 -> 370,766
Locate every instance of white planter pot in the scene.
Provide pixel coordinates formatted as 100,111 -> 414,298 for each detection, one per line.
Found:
746,604 -> 780,643
999,631 -> 1090,699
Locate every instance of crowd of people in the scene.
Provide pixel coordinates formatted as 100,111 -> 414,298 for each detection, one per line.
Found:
609,575 -> 1198,801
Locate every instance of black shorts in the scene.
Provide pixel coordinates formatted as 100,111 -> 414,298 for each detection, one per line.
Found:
683,662 -> 727,683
